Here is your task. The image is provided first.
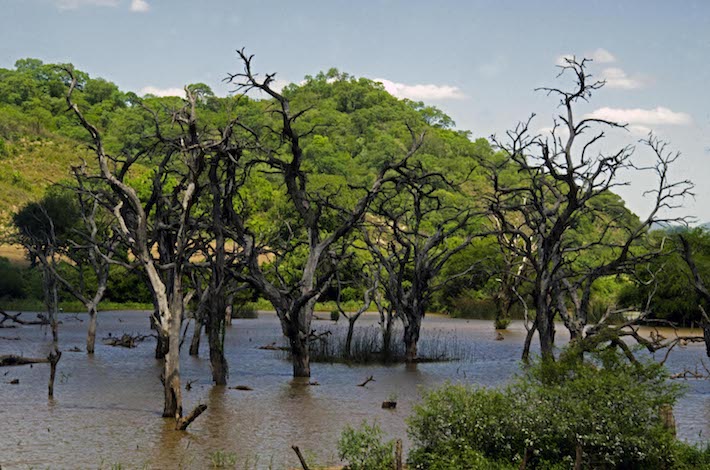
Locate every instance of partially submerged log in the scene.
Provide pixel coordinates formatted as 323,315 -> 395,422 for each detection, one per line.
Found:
176,404 -> 207,431
0,309 -> 51,326
0,355 -> 50,367
358,375 -> 375,387
102,333 -> 151,348
258,342 -> 289,351
229,385 -> 253,391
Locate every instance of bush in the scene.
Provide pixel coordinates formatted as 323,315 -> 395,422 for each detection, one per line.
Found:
330,310 -> 340,322
233,303 -> 258,319
407,348 -> 685,469
337,421 -> 394,470
494,317 -> 511,330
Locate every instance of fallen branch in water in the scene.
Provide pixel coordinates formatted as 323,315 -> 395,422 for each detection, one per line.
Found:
102,333 -> 153,348
358,375 -> 375,387
176,404 -> 207,431
0,354 -> 50,367
0,309 -> 51,326
291,445 -> 311,470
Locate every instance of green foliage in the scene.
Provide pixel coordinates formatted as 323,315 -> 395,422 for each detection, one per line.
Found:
407,348 -> 684,469
337,421 -> 394,470
0,257 -> 26,298
330,310 -> 340,322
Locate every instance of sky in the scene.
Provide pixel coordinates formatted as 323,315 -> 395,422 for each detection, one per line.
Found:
2,0 -> 709,221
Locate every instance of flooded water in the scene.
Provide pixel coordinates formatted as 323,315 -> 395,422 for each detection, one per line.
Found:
1,311 -> 710,469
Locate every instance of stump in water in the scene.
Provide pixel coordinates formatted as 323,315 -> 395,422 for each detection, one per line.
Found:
382,401 -> 397,409
660,404 -> 676,437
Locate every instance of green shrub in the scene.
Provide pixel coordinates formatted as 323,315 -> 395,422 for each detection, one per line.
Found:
330,310 -> 340,322
337,421 -> 394,470
408,348 -> 684,469
233,303 -> 258,319
494,317 -> 511,330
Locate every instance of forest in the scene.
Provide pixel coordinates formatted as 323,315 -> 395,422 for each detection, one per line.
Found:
2,52 -> 710,469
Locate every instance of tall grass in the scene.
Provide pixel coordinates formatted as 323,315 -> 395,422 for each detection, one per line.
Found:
308,323 -> 468,364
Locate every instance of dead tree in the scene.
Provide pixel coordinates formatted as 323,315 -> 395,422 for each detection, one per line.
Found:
486,58 -> 693,361
363,163 -> 477,362
43,169 -> 120,354
13,193 -> 69,396
333,261 -> 377,358
64,69 -> 231,427
224,49 -> 424,377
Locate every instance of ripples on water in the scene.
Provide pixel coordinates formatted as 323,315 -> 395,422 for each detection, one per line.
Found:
1,311 -> 709,469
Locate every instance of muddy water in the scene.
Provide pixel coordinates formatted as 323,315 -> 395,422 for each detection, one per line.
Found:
1,311 -> 709,469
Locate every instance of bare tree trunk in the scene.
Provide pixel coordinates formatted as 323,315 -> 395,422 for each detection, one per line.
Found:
207,294 -> 228,385
162,312 -> 183,418
161,276 -> 184,419
286,317 -> 311,377
48,349 -> 61,398
225,292 -> 234,326
189,317 -> 202,356
345,317 -> 356,358
44,267 -> 61,398
86,303 -> 98,354
538,312 -> 555,361
403,314 -> 422,362
522,322 -> 537,363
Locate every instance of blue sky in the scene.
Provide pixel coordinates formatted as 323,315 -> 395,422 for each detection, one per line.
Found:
3,0 -> 709,220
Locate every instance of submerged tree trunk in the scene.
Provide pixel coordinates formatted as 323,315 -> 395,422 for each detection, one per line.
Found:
283,309 -> 311,377
86,303 -> 98,354
403,313 -> 422,363
162,282 -> 183,419
207,293 -> 228,385
345,317 -> 356,358
189,316 -> 202,357
44,266 -> 61,398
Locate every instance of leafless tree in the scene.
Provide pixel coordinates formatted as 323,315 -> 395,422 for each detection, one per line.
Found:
333,261 -> 377,358
63,68 -> 239,427
363,163 -> 477,362
224,49 -> 424,377
487,58 -> 693,361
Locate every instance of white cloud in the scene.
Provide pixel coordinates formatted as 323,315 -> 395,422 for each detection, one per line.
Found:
556,48 -> 616,66
555,54 -> 575,66
599,67 -> 645,89
130,0 -> 150,12
585,107 -> 692,126
628,125 -> 652,136
590,48 -> 616,63
139,86 -> 185,97
55,0 -> 118,9
373,78 -> 467,101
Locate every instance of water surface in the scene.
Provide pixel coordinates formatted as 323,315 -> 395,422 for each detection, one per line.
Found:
1,311 -> 709,469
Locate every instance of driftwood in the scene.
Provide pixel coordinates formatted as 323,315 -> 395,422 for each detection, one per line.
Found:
0,354 -> 50,367
258,342 -> 289,351
102,333 -> 151,348
0,310 -> 51,326
185,379 -> 198,391
175,404 -> 207,431
229,385 -> 253,391
358,375 -> 375,387
291,445 -> 310,470
0,336 -> 20,341
381,400 -> 397,409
